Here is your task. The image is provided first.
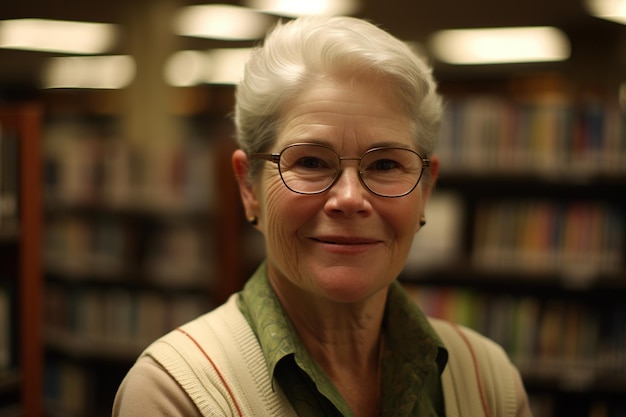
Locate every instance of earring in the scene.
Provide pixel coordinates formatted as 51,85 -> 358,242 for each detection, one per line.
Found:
419,216 -> 426,227
248,215 -> 258,226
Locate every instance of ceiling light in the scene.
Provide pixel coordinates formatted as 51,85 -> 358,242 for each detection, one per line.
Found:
0,19 -> 117,54
585,0 -> 626,25
164,50 -> 207,87
429,27 -> 571,65
205,48 -> 252,84
165,48 -> 252,86
245,0 -> 360,17
174,4 -> 273,40
43,55 -> 135,89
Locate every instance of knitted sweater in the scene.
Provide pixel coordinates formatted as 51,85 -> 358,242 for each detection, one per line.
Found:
141,295 -> 525,417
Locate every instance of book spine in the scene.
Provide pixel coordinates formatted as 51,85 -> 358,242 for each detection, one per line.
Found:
406,286 -> 626,385
437,97 -> 626,176
472,200 -> 624,281
44,284 -> 211,354
0,287 -> 11,370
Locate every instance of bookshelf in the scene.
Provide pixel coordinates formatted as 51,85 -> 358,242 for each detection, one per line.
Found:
400,83 -> 626,417
38,92 -> 250,416
0,104 -> 43,417
32,78 -> 625,416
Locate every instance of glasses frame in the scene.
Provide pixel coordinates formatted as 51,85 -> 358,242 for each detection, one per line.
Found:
249,142 -> 430,198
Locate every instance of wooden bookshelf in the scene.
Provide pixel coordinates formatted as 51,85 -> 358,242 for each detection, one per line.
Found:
400,85 -> 626,417
0,104 -> 43,417
37,101 -> 250,416
32,76 -> 625,417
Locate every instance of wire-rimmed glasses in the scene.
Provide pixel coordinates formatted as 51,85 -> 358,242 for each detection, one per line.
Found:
249,143 -> 430,198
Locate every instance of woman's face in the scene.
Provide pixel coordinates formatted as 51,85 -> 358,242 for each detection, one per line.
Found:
236,74 -> 438,305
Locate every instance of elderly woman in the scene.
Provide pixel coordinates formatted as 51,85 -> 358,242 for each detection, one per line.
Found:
113,16 -> 531,417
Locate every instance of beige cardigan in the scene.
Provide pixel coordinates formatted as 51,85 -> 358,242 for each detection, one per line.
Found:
129,295 -> 530,417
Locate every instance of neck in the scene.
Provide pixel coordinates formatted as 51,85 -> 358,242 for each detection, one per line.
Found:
270,277 -> 387,417
272,278 -> 387,360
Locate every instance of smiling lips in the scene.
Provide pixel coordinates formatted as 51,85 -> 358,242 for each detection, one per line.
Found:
312,236 -> 380,245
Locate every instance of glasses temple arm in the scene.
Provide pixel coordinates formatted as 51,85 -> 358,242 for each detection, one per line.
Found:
249,153 -> 280,164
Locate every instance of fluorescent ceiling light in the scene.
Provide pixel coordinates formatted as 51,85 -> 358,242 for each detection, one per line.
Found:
245,0 -> 360,17
165,48 -> 252,86
174,4 -> 272,40
429,26 -> 571,65
43,55 -> 135,89
164,50 -> 208,87
0,19 -> 117,54
206,48 -> 252,84
585,0 -> 626,25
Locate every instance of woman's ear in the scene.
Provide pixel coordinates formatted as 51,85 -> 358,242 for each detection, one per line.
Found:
232,149 -> 261,223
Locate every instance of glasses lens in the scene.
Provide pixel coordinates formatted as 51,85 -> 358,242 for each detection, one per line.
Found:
279,144 -> 339,194
360,148 -> 423,197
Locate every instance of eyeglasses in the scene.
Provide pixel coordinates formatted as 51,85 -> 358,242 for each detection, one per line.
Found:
249,143 -> 430,198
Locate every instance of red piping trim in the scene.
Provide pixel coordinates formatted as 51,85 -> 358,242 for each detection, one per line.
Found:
176,327 -> 244,417
450,323 -> 492,417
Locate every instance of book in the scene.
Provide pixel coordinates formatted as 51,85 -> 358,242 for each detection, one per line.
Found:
472,200 -> 624,281
405,285 -> 626,384
0,124 -> 18,232
437,96 -> 626,176
0,287 -> 11,370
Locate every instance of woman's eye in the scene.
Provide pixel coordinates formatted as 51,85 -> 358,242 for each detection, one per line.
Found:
296,156 -> 326,169
371,159 -> 400,171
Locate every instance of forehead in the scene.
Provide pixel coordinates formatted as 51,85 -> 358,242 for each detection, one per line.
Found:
275,75 -> 415,151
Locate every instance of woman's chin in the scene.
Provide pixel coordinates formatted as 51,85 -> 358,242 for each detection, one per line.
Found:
308,265 -> 389,304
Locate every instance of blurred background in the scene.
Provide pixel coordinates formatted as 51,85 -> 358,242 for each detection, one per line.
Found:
1,0 -> 625,416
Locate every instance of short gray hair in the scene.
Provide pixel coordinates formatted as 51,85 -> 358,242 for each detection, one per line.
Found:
234,16 -> 442,181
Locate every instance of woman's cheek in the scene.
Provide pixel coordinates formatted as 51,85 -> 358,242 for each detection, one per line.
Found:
260,181 -> 297,242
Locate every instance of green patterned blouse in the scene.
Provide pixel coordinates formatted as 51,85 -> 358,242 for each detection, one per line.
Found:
237,263 -> 448,417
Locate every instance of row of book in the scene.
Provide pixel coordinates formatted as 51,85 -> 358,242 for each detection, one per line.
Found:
0,287 -> 13,371
0,123 -> 18,233
44,284 -> 212,358
438,96 -> 626,175
45,359 -> 90,417
44,215 -> 214,287
472,200 -> 624,280
44,357 -> 131,417
43,119 -> 216,211
528,395 -> 626,417
406,285 -> 626,384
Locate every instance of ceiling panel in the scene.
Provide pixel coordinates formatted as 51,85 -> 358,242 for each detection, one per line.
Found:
0,0 -> 623,91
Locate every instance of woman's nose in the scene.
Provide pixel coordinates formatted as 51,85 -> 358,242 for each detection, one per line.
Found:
324,166 -> 371,215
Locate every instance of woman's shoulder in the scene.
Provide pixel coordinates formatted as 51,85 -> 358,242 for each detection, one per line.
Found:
112,356 -> 201,417
112,299 -> 243,417
428,317 -> 508,358
428,317 -> 531,417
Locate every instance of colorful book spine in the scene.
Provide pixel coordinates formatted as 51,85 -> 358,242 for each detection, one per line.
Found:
406,285 -> 626,384
438,97 -> 626,175
472,200 -> 623,281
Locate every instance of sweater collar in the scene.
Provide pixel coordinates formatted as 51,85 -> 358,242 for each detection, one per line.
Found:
237,262 -> 448,389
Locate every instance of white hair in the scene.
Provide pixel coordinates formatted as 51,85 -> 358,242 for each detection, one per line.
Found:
234,16 -> 442,180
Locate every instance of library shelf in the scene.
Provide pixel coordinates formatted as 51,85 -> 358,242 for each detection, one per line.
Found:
0,369 -> 21,397
44,330 -> 146,362
400,86 -> 626,417
436,173 -> 626,201
402,264 -> 626,294
30,79 -> 626,417
38,105 -> 246,416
